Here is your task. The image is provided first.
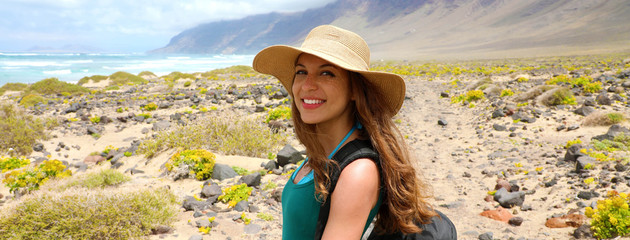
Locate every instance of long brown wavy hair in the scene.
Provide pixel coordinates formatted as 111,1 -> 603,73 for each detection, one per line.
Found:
290,71 -> 436,234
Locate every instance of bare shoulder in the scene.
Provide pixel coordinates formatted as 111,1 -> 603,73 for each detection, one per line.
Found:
335,158 -> 379,194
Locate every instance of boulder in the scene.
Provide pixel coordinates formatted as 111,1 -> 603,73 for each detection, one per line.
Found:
480,206 -> 513,222
240,172 -> 262,187
494,188 -> 525,208
212,163 -> 238,180
276,144 -> 303,167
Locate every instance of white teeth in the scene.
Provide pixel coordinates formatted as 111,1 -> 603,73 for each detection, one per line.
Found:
304,99 -> 324,104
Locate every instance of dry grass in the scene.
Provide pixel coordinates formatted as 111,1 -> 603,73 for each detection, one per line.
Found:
582,111 -> 628,126
0,184 -> 177,239
514,85 -> 556,102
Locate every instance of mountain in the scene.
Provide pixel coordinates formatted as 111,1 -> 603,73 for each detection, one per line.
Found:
150,0 -> 630,60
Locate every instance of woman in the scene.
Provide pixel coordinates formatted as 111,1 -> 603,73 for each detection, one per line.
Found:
253,25 -> 439,239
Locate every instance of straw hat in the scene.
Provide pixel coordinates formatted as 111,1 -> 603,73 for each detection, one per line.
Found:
252,25 -> 406,114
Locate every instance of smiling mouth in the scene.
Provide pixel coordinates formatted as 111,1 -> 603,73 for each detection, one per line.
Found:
303,99 -> 325,104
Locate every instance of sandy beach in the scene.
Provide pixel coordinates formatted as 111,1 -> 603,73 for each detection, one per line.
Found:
1,58 -> 630,239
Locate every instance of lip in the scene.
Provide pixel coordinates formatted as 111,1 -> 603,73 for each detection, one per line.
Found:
301,98 -> 325,109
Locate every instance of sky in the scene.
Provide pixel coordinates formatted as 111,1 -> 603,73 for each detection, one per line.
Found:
0,0 -> 337,53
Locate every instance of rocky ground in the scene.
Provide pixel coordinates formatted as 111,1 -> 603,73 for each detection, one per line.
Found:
1,63 -> 630,240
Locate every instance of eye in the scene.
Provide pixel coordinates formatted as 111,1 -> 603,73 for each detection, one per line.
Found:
321,71 -> 335,77
296,69 -> 307,75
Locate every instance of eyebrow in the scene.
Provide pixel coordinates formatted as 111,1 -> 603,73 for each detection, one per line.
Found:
295,63 -> 340,70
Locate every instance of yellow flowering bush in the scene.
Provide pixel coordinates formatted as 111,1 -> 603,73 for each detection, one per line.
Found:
266,106 -> 291,123
2,159 -> 72,193
218,183 -> 253,208
142,102 -> 158,111
585,191 -> 630,239
165,149 -> 216,180
0,156 -> 30,172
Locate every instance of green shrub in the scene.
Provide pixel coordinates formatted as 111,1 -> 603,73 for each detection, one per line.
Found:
142,102 -> 158,111
0,83 -> 28,95
607,113 -> 626,124
0,187 -> 177,239
585,191 -> 630,239
184,81 -> 192,87
232,166 -> 250,175
517,77 -> 529,82
0,156 -> 30,172
138,71 -> 156,77
59,169 -> 130,190
109,71 -> 147,86
163,71 -> 196,82
77,75 -> 108,85
257,212 -> 274,221
90,116 -> 101,124
27,78 -> 89,96
262,180 -> 278,191
500,89 -> 514,97
138,115 -> 286,158
105,85 -> 120,91
165,149 -> 216,180
451,90 -> 485,104
592,133 -> 630,152
0,104 -> 52,156
266,106 -> 292,123
19,93 -> 47,107
543,87 -> 576,106
218,183 -> 253,208
3,159 -> 72,193
584,82 -> 603,93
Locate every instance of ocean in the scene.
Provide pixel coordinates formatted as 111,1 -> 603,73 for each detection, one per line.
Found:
0,52 -> 255,86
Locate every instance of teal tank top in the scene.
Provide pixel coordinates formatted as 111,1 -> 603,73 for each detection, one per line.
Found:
281,163 -> 381,239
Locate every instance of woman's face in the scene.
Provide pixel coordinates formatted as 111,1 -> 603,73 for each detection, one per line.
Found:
292,53 -> 353,127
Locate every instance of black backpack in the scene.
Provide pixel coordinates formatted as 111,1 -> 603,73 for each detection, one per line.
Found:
314,139 -> 457,240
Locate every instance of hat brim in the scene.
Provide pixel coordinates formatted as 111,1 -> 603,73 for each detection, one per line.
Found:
253,45 -> 406,114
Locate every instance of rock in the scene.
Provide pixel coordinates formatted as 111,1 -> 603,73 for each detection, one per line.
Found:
32,142 -> 44,152
567,124 -> 580,131
583,97 -> 596,106
614,163 -> 627,172
195,218 -> 212,228
545,214 -> 587,228
495,179 -> 511,191
480,206 -> 513,222
200,183 -> 222,198
151,225 -> 172,234
573,224 -> 593,239
478,232 -> 493,240
491,109 -> 505,118
234,200 -> 249,212
240,172 -> 262,187
182,196 -> 210,211
437,119 -> 448,126
189,235 -> 203,240
556,125 -> 566,131
573,105 -> 594,116
564,144 -> 585,162
508,217 -> 523,226
492,124 -> 507,131
577,191 -> 599,200
212,163 -> 238,180
596,93 -> 612,105
576,156 -> 596,171
263,160 -> 277,171
440,92 -> 449,97
152,120 -> 171,131
255,105 -> 265,112
494,188 -> 525,208
83,155 -> 106,165
271,188 -> 282,202
87,126 -> 100,135
544,179 -> 557,188
592,124 -> 630,141
276,144 -> 303,167
244,223 -> 262,234
169,164 -> 191,181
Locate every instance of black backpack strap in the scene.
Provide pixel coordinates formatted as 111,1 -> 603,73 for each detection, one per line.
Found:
314,139 -> 379,240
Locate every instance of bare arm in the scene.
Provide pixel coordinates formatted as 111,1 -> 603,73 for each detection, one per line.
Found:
321,158 -> 380,240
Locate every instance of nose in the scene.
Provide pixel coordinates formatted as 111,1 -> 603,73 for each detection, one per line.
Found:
301,74 -> 317,91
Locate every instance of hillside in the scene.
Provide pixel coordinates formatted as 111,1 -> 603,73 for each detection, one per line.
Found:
150,0 -> 630,60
